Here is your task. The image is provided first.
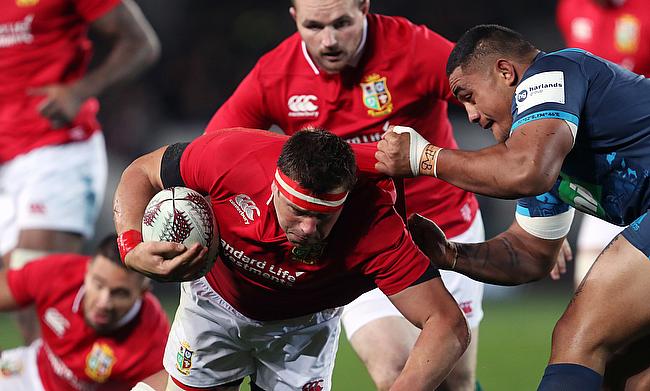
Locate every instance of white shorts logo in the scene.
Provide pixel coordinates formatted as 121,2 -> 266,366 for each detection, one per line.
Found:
288,95 -> 319,118
515,71 -> 565,114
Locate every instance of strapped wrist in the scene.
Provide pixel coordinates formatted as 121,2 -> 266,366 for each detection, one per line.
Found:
117,230 -> 143,264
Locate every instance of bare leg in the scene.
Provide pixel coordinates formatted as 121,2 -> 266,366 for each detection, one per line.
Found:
350,316 -> 478,391
548,236 -> 650,375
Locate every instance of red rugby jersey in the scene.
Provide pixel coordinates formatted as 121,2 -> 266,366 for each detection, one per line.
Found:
207,14 -> 478,238
174,128 -> 432,320
0,0 -> 118,162
557,0 -> 650,76
7,254 -> 169,391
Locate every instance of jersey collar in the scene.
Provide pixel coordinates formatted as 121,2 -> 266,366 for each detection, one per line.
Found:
301,16 -> 368,76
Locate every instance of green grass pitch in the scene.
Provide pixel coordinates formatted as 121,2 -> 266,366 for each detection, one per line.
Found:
0,293 -> 569,390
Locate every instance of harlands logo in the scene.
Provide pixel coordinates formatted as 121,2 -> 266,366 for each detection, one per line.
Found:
220,238 -> 305,287
229,194 -> 260,224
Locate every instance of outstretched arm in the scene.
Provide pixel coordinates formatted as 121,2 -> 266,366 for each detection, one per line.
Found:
375,119 -> 574,199
389,278 -> 470,390
32,0 -> 160,128
113,146 -> 208,281
408,214 -> 565,285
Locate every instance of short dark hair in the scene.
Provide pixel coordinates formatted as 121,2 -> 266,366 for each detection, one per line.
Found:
278,129 -> 357,194
96,234 -> 122,265
446,24 -> 537,76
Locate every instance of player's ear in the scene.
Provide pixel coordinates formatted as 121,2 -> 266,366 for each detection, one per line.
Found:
360,0 -> 370,15
140,277 -> 151,294
495,59 -> 519,87
289,6 -> 297,22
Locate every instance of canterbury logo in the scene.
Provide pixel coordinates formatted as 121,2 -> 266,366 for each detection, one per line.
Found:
234,194 -> 260,222
288,95 -> 319,117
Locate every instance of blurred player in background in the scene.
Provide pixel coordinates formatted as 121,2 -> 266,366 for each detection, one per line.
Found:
114,128 -> 469,391
556,0 -> 649,286
207,1 -> 484,388
376,24 -> 650,390
0,234 -> 170,391
0,0 -> 160,343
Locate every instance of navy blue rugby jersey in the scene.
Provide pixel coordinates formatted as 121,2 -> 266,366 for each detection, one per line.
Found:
512,49 -> 650,227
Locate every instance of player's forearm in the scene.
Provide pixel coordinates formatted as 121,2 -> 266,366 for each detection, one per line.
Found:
451,232 -> 559,285
391,314 -> 469,390
425,144 -> 554,199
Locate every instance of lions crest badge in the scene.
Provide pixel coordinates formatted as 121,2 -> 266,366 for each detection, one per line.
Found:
360,73 -> 393,117
84,342 -> 116,383
176,341 -> 193,376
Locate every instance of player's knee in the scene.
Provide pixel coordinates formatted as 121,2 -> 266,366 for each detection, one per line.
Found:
440,368 -> 475,391
371,368 -> 402,391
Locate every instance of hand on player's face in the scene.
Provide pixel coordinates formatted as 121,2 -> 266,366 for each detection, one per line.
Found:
125,241 -> 209,282
28,84 -> 84,129
448,66 -> 514,143
407,213 -> 455,270
292,0 -> 367,73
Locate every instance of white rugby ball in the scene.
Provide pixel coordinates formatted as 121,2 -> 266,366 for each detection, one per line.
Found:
142,187 -> 218,272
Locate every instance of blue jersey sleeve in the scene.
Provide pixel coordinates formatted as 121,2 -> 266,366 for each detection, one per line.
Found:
511,50 -> 589,134
515,183 -> 575,240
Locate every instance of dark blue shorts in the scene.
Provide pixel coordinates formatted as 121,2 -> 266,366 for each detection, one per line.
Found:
622,212 -> 650,258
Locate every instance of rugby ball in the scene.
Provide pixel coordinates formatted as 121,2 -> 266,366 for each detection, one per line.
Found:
142,187 -> 219,273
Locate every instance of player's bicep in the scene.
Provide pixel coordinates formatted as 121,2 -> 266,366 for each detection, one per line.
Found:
507,118 -> 575,167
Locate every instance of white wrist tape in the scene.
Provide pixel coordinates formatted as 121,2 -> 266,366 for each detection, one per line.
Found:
391,126 -> 430,176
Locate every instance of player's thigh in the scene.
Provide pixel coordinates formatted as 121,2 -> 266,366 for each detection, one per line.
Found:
254,308 -> 342,391
349,314 -> 419,370
552,216 -> 650,362
164,279 -> 255,389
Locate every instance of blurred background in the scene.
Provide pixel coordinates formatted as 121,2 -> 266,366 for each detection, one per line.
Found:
1,1 -> 582,389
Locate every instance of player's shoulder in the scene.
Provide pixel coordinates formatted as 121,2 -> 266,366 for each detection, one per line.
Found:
139,292 -> 170,333
523,49 -> 588,79
16,253 -> 88,279
192,128 -> 286,154
367,14 -> 452,64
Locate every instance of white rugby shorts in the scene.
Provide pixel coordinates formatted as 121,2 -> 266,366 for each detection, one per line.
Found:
0,340 -> 45,391
0,133 -> 107,255
164,278 -> 342,391
341,211 -> 486,338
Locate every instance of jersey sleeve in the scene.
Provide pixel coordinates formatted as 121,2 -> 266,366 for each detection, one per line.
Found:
206,63 -> 273,132
73,0 -> 121,22
5,256 -> 55,306
359,199 -> 439,296
515,186 -> 576,239
511,52 -> 588,139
